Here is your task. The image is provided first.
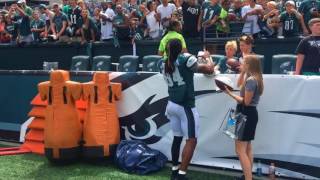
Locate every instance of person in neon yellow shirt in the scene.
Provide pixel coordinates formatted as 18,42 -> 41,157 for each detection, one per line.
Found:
158,19 -> 187,59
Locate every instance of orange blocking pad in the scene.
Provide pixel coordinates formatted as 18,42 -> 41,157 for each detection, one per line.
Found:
38,70 -> 82,161
82,72 -> 122,158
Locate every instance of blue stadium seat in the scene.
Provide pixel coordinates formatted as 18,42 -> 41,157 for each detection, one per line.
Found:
118,55 -> 139,72
70,55 -> 90,71
92,55 -> 112,71
272,54 -> 296,74
142,55 -> 162,72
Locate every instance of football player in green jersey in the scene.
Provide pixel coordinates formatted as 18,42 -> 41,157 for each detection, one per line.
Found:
197,0 -> 221,32
163,39 -> 214,180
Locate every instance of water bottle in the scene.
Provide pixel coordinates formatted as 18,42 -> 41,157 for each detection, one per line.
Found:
225,110 -> 236,139
269,162 -> 276,180
256,160 -> 262,177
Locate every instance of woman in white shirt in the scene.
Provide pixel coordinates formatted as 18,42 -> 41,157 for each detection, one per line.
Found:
241,0 -> 264,38
146,1 -> 162,39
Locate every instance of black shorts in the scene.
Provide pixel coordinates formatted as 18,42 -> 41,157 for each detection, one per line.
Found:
236,104 -> 258,141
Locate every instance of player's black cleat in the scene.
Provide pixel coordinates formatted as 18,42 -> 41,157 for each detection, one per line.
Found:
171,170 -> 179,180
177,174 -> 188,180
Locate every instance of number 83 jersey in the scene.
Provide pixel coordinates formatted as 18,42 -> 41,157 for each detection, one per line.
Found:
162,53 -> 198,108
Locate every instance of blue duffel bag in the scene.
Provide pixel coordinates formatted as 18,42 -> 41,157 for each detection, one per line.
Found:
115,140 -> 168,174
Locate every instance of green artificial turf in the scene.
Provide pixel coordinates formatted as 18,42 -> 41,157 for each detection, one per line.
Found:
0,154 -> 235,180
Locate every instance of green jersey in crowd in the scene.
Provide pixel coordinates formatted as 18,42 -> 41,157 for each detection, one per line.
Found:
216,8 -> 230,33
280,12 -> 300,37
298,0 -> 320,26
162,53 -> 197,108
30,19 -> 45,41
113,14 -> 126,25
17,16 -> 31,36
201,1 -> 221,23
52,13 -> 68,36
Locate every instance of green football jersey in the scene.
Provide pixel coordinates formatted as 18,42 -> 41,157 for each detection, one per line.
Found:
280,12 -> 300,37
298,0 -> 320,25
163,53 -> 198,108
201,2 -> 221,22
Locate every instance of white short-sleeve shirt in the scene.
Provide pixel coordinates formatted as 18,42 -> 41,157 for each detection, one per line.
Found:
241,4 -> 263,34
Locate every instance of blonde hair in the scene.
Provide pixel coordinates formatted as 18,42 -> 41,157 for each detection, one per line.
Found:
244,55 -> 264,95
267,1 -> 277,8
225,40 -> 238,51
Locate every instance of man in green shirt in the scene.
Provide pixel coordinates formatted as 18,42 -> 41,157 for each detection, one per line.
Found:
17,0 -> 33,17
13,3 -> 33,44
158,19 -> 187,59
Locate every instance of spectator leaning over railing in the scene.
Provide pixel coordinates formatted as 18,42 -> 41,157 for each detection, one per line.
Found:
262,1 -> 280,37
78,9 -> 98,44
298,0 -> 320,34
279,1 -> 308,38
100,0 -> 115,42
39,4 -> 54,39
16,0 -> 33,17
241,0 -> 263,38
92,7 -> 101,41
229,0 -> 243,21
66,0 -> 82,40
0,14 -> 10,43
197,0 -> 221,33
295,18 -> 320,75
51,3 -> 69,42
30,10 -> 46,42
145,1 -> 162,39
175,0 -> 200,38
4,12 -> 18,44
13,3 -> 33,44
113,4 -> 130,40
216,0 -> 231,37
157,0 -> 176,29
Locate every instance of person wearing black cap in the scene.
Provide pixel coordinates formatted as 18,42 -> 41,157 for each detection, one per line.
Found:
295,18 -> 320,75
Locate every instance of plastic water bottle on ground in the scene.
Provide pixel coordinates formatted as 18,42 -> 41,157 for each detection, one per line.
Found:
256,160 -> 262,177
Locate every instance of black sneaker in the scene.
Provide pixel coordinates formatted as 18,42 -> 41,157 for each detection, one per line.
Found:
177,174 -> 188,180
171,170 -> 178,180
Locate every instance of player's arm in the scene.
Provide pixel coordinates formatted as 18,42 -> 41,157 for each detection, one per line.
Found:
187,54 -> 214,74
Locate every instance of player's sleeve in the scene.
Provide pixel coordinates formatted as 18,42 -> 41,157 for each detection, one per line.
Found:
185,55 -> 198,72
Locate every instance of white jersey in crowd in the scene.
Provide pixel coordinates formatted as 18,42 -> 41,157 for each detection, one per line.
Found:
146,11 -> 162,39
100,8 -> 115,40
241,4 -> 262,35
157,3 -> 176,20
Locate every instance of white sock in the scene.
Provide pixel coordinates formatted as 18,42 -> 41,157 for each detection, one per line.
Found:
172,166 -> 179,171
178,170 -> 186,175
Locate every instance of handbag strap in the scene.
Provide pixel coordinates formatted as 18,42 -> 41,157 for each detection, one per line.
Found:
219,108 -> 232,130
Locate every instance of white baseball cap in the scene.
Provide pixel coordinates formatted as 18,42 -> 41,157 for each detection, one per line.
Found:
17,0 -> 26,4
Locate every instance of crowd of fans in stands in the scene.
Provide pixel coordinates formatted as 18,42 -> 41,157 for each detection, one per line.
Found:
0,0 -> 319,44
